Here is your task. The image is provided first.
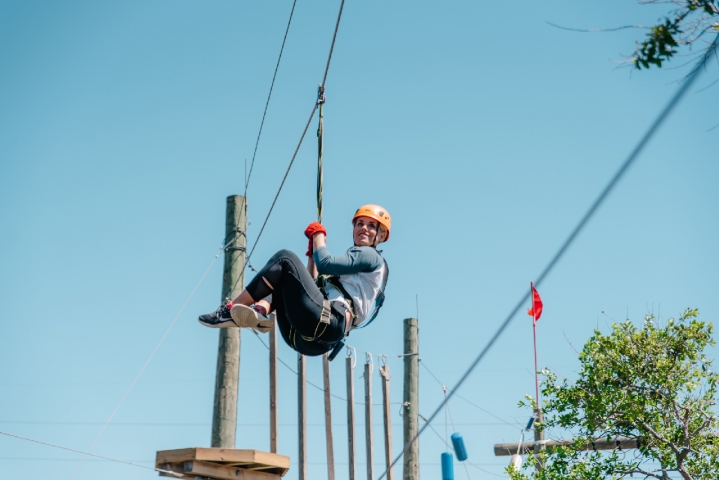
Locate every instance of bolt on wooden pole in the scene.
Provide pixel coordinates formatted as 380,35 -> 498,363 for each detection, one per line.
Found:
346,355 -> 357,480
380,363 -> 394,480
269,313 -> 278,453
364,360 -> 374,480
403,318 -> 419,480
323,353 -> 336,480
211,195 -> 246,448
298,353 -> 307,480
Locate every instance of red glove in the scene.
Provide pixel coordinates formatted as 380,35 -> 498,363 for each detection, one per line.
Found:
304,221 -> 327,239
304,222 -> 327,257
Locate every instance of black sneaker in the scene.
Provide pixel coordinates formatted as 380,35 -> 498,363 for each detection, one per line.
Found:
198,304 -> 236,328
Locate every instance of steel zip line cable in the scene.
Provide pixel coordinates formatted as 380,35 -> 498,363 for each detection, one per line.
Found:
376,33 -> 719,480
234,0 -> 346,291
321,0 -> 345,88
243,0 -> 298,195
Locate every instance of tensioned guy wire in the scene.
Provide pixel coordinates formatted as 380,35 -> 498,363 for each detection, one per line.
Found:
376,33 -> 719,480
419,361 -> 518,428
68,246 -> 224,479
1,431 -> 185,478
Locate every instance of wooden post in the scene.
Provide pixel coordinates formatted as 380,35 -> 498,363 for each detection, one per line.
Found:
298,353 -> 307,480
403,318 -> 419,480
534,408 -> 544,472
346,356 -> 357,480
380,363 -> 394,480
364,360 -> 374,480
323,354 -> 336,480
269,313 -> 278,453
211,195 -> 246,448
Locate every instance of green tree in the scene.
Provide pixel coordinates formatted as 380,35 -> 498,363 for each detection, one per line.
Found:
631,1 -> 718,69
509,308 -> 719,480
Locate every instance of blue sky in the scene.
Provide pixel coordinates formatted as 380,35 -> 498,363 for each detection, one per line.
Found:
1,1 -> 717,479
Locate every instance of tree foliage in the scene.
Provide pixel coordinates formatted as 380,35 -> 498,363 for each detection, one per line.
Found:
509,308 -> 719,480
633,1 -> 719,69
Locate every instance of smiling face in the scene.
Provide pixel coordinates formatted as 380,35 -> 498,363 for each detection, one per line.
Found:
353,216 -> 387,247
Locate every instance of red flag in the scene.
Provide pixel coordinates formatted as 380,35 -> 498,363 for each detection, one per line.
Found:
527,282 -> 543,323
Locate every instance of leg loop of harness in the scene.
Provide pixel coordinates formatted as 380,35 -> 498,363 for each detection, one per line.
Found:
320,299 -> 332,325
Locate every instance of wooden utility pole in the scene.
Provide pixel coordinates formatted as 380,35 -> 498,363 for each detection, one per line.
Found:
346,355 -> 357,480
403,318 -> 419,480
211,195 -> 246,448
323,354 -> 336,480
269,314 -> 278,453
298,353 -> 307,480
364,360 -> 374,480
380,364 -> 394,480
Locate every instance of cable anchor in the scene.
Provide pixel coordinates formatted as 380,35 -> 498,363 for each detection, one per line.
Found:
317,84 -> 326,105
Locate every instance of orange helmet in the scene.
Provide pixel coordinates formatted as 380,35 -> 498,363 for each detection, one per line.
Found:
352,204 -> 391,241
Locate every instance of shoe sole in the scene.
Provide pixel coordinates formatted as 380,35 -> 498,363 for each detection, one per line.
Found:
231,305 -> 273,333
198,316 -> 236,329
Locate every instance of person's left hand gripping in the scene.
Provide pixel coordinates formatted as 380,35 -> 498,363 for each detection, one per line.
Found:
304,222 -> 327,257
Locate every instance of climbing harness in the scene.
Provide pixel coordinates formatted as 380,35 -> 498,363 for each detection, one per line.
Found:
316,274 -> 357,321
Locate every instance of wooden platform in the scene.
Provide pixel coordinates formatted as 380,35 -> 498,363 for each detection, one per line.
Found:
156,448 -> 290,480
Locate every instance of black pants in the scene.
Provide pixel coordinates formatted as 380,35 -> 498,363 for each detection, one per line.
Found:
246,249 -> 347,356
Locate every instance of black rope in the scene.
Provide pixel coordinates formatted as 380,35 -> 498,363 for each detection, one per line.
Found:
376,32 -> 719,480
244,0 -> 298,195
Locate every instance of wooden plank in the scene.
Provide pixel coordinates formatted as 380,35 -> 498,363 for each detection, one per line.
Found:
346,356 -> 357,480
380,364 -> 394,480
323,353 -> 336,480
156,448 -> 289,474
156,448 -> 197,465
298,353 -> 307,480
364,361 -> 374,480
184,460 -> 281,480
270,313 -> 278,454
494,436 -> 641,456
195,449 -> 289,468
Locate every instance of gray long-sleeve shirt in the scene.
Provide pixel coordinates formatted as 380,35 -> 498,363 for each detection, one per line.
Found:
313,246 -> 383,276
